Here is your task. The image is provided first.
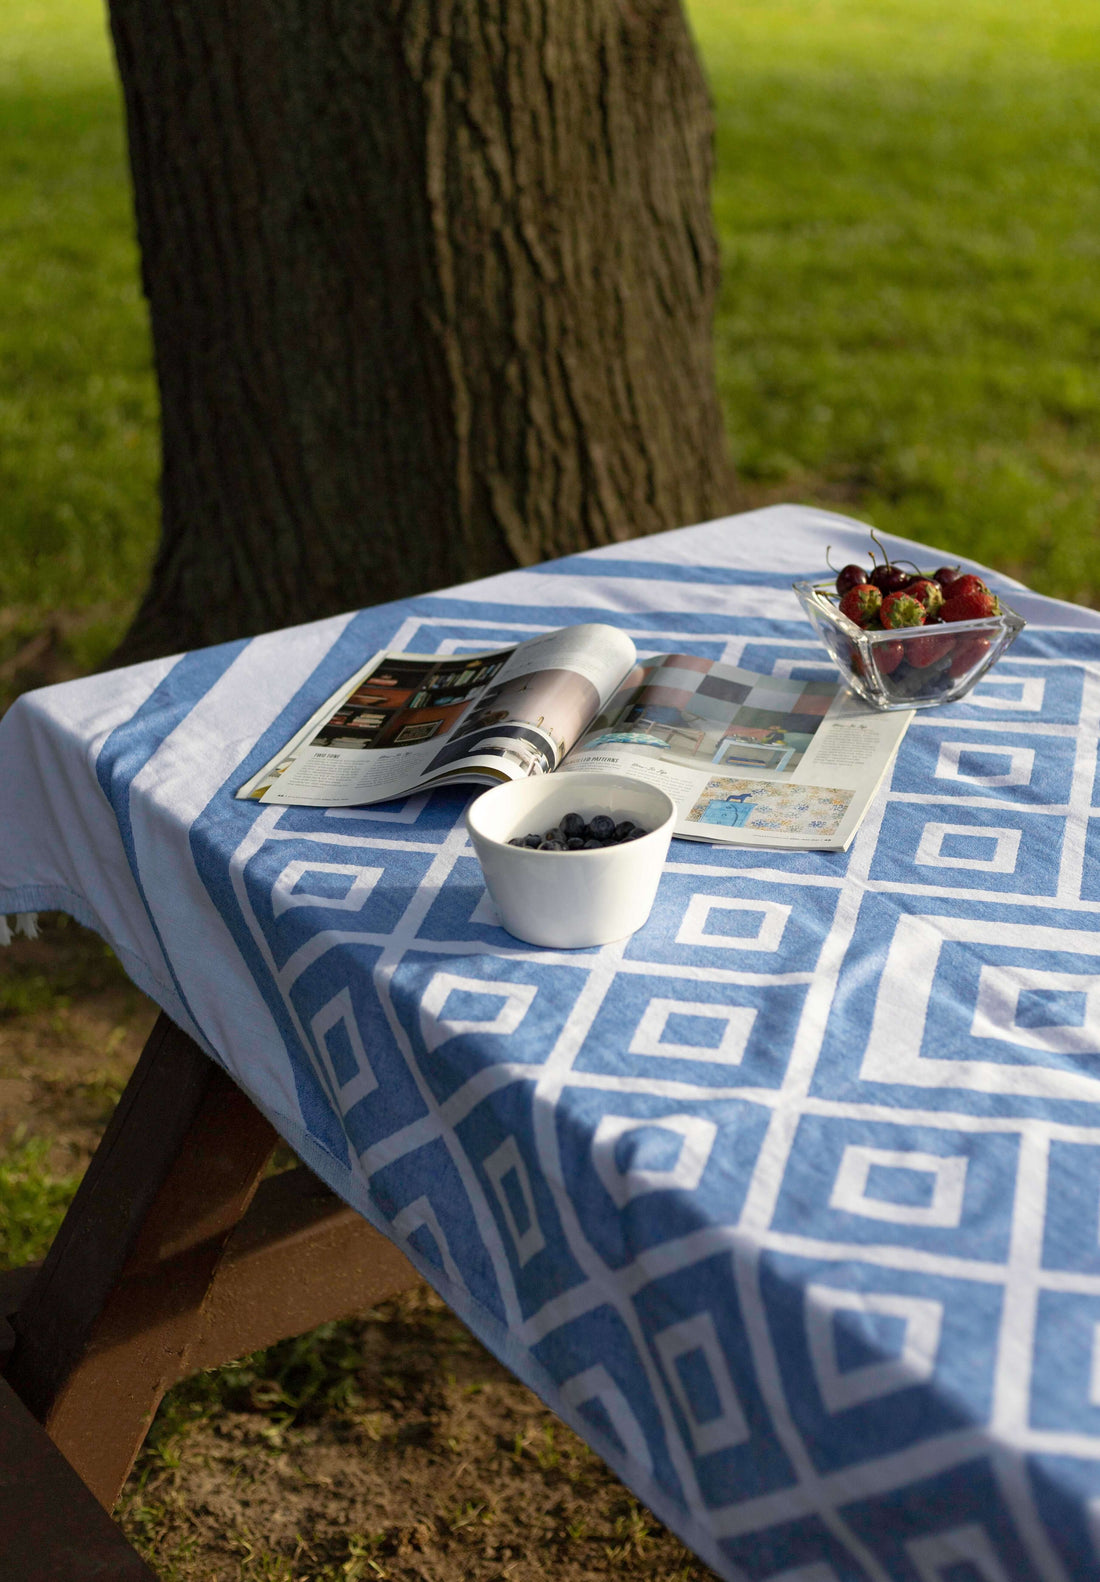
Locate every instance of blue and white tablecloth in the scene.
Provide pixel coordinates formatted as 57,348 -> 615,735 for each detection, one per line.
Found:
4,504 -> 1100,1582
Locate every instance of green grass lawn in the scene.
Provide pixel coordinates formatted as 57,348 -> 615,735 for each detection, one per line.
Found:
691,0 -> 1100,601
0,0 -> 157,671
2,0 -> 1099,669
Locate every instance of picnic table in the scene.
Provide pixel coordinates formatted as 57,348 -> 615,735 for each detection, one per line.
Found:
2,502 -> 1100,1582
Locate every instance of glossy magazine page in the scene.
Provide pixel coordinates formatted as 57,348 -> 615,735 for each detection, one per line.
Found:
560,654 -> 912,850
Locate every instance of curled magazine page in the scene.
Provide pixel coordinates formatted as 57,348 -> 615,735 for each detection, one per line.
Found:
487,623 -> 636,713
431,624 -> 637,777
237,624 -> 637,808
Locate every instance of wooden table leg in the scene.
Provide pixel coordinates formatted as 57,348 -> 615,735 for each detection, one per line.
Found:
4,1013 -> 279,1506
0,1374 -> 158,1581
2,1012 -> 422,1515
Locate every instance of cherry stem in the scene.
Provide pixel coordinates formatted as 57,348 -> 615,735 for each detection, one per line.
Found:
869,526 -> 890,567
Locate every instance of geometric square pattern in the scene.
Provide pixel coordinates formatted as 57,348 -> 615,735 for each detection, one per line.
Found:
840,908 -> 1100,1102
870,802 -> 1064,898
8,505 -> 1100,1581
830,1145 -> 968,1227
804,1284 -> 943,1412
629,997 -> 757,1065
914,822 -> 1022,872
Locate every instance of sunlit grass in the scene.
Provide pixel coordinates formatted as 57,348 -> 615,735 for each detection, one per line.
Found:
690,0 -> 1100,602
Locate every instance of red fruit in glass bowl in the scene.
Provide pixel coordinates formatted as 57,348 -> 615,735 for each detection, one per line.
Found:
909,631 -> 954,668
945,574 -> 989,601
874,640 -> 905,676
869,563 -> 910,596
942,588 -> 999,623
835,563 -> 869,596
880,591 -> 927,628
839,583 -> 882,625
949,635 -> 992,678
933,566 -> 961,588
905,578 -> 945,616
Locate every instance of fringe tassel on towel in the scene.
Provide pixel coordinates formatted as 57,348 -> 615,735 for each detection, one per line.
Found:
0,914 -> 39,946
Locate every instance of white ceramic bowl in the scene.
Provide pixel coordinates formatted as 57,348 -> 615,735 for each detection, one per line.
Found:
465,772 -> 676,948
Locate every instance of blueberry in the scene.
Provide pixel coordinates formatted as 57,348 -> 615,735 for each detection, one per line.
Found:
512,811 -> 651,851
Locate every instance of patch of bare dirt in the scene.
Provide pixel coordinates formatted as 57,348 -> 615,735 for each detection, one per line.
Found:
0,915 -> 157,1172
120,1287 -> 711,1581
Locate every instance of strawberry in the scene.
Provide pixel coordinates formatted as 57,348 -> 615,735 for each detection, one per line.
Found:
839,583 -> 882,625
908,631 -> 954,668
880,590 -> 926,628
905,578 -> 944,617
945,574 -> 989,601
941,587 -> 999,623
948,635 -> 992,678
874,639 -> 904,676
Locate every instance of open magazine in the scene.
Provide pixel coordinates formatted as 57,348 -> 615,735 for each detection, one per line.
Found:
238,623 -> 912,850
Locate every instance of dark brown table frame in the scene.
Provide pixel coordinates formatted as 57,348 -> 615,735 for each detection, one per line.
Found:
0,1012 -> 423,1579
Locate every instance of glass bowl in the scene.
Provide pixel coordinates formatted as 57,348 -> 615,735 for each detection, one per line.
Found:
793,580 -> 1026,710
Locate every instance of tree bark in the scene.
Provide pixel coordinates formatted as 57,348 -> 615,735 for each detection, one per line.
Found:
107,0 -> 735,662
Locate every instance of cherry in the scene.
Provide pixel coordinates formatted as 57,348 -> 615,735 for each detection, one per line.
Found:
835,564 -> 868,596
863,526 -> 910,596
869,563 -> 910,596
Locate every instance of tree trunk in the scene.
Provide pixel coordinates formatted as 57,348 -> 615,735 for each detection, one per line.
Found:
107,0 -> 735,663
